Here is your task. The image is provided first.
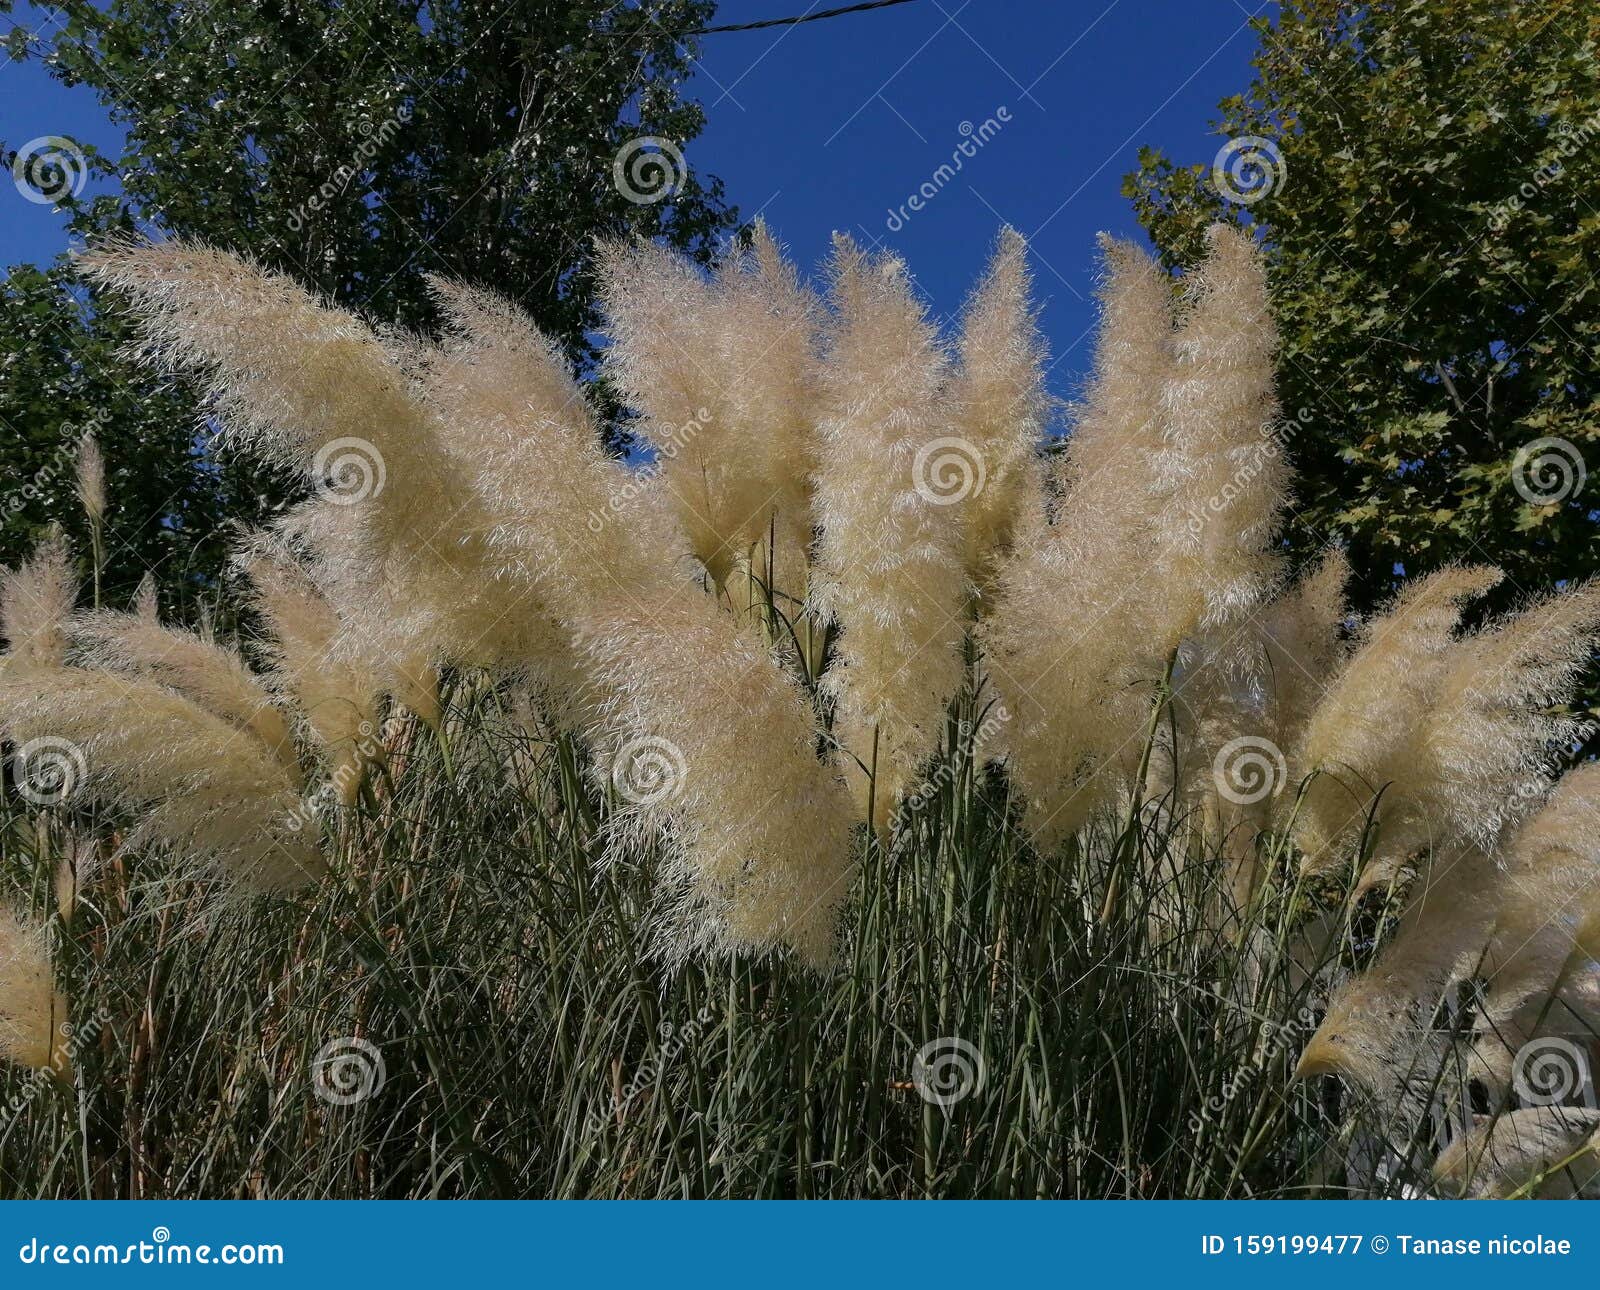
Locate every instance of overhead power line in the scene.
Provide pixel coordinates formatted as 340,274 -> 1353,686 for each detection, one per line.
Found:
685,1 -> 923,36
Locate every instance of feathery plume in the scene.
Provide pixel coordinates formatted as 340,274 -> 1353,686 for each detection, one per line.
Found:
1433,1107 -> 1600,1198
80,239 -> 535,697
0,668 -> 322,891
132,572 -> 159,622
0,528 -> 78,672
0,903 -> 70,1075
240,543 -> 382,806
68,609 -> 301,785
75,433 -> 106,523
981,238 -> 1177,846
595,228 -> 822,594
1394,580 -> 1600,851
1158,223 -> 1286,633
1295,845 -> 1499,1096
422,274 -> 853,962
810,237 -> 968,826
1294,565 -> 1502,875
948,227 -> 1049,585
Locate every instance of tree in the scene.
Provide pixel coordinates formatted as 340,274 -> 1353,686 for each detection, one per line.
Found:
1,0 -> 738,604
1124,0 -> 1600,617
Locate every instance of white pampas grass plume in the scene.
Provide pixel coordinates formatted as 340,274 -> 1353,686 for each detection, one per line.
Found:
132,573 -> 158,622
419,276 -> 854,960
0,903 -> 70,1075
240,543 -> 382,807
1259,548 -> 1352,758
580,588 -> 856,967
948,227 -> 1049,584
1434,1107 -> 1600,1198
595,227 -> 822,592
810,237 -> 968,826
80,240 -> 521,692
1159,223 -> 1286,633
1294,565 -> 1502,874
1295,845 -> 1499,1095
1474,763 -> 1600,1041
75,433 -> 106,523
0,668 -> 322,891
1,529 -> 78,672
1395,580 -> 1600,851
68,609 -> 301,785
981,238 -> 1177,847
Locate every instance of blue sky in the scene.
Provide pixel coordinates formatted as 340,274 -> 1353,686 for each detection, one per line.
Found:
3,0 -> 1275,399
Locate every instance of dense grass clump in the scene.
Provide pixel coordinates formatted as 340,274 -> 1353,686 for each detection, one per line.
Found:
5,678 -> 1368,1199
2,222 -> 1598,1199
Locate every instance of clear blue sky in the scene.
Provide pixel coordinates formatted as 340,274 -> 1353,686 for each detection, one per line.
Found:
2,0 -> 1274,399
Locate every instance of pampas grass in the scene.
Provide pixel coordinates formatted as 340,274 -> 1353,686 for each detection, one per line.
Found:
0,221 -> 1593,1198
0,903 -> 68,1075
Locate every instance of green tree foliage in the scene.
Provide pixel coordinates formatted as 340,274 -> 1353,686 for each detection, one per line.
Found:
1,0 -> 737,605
1125,0 -> 1600,614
